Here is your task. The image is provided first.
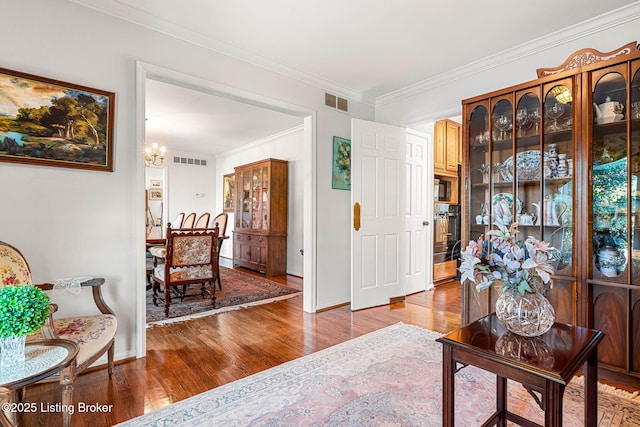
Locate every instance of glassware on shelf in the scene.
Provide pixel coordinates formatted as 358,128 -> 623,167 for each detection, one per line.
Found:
529,107 -> 541,134
516,108 -> 532,137
494,113 -> 512,141
478,164 -> 490,183
545,102 -> 565,132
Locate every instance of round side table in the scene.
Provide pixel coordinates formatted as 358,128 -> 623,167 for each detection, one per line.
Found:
0,339 -> 78,427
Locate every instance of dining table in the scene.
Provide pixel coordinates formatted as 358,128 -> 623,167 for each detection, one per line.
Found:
146,226 -> 165,245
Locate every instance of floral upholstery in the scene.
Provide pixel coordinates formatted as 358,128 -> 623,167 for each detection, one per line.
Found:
0,244 -> 32,287
0,240 -> 116,377
172,235 -> 213,265
154,264 -> 213,282
31,314 -> 117,369
148,246 -> 166,258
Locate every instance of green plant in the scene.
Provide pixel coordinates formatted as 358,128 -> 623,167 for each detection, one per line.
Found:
0,285 -> 50,339
459,222 -> 556,295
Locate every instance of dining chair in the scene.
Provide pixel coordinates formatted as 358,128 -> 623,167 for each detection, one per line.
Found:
182,212 -> 196,229
172,212 -> 186,229
151,224 -> 220,317
0,240 -> 117,378
210,212 -> 228,290
195,212 -> 210,229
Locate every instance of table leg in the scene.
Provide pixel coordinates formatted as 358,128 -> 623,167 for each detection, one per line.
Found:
0,387 -> 16,427
496,376 -> 507,427
584,348 -> 598,427
60,363 -> 76,427
544,381 -> 564,427
442,344 -> 454,427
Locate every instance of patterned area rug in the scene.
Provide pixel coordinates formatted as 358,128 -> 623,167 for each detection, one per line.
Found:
146,266 -> 301,325
118,323 -> 640,426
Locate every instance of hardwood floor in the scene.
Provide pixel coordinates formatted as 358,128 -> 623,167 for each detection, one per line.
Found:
21,274 -> 461,426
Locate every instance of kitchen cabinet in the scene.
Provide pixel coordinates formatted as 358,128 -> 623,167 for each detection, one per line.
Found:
233,158 -> 288,277
461,43 -> 640,383
434,119 -> 460,175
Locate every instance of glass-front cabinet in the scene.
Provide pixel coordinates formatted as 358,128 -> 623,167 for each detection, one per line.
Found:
462,47 -> 640,383
233,158 -> 288,277
464,80 -> 576,325
587,60 -> 640,373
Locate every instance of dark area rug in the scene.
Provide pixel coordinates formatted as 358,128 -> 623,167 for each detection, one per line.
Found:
146,266 -> 301,325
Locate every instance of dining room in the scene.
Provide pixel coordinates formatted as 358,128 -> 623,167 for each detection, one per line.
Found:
142,77 -> 306,324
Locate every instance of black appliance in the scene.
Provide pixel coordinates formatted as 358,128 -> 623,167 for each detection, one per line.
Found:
433,203 -> 461,265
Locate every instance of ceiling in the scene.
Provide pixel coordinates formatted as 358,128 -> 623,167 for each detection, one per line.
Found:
72,0 -> 640,156
145,79 -> 303,156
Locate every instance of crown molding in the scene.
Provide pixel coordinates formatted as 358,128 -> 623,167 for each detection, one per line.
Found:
375,1 -> 640,108
69,0 -> 373,106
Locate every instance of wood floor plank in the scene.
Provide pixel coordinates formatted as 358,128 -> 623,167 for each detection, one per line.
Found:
21,276 -> 636,426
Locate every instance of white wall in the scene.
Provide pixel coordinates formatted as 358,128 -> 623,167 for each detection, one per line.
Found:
0,0 -> 374,363
215,126 -> 305,276
163,151 -> 217,224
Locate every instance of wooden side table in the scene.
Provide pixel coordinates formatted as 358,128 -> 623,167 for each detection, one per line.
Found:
0,339 -> 78,427
436,314 -> 604,427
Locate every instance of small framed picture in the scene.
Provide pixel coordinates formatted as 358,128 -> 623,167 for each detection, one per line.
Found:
149,179 -> 162,189
223,173 -> 235,212
148,189 -> 163,200
332,136 -> 351,190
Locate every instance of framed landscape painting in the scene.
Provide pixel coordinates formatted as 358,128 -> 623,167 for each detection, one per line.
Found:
332,136 -> 351,190
0,68 -> 115,172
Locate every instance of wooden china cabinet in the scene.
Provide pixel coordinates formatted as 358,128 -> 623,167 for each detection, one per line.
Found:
461,42 -> 640,383
233,158 -> 288,277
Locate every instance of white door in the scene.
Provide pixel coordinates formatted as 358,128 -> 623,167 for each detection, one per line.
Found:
351,119 -> 407,310
404,129 -> 432,295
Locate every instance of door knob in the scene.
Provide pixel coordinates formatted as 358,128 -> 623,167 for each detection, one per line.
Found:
423,220 -> 430,226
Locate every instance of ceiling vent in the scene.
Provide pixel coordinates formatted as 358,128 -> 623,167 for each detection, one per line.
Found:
325,92 -> 349,113
173,156 -> 207,166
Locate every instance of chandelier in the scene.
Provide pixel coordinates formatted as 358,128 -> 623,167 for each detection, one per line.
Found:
145,143 -> 166,166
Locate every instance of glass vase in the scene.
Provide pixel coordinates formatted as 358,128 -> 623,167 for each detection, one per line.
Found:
495,289 -> 555,337
0,335 -> 26,366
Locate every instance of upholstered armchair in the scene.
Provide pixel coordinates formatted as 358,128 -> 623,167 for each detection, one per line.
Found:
0,241 -> 117,377
151,224 -> 220,317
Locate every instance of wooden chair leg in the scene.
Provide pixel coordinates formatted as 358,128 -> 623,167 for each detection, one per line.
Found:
164,286 -> 172,317
107,340 -> 115,378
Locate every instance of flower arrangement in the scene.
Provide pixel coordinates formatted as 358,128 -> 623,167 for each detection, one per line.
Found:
0,285 -> 50,339
459,222 -> 556,295
335,139 -> 351,177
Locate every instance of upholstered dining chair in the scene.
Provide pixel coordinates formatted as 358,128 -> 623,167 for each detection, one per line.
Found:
151,223 -> 220,317
181,212 -> 197,229
210,212 -> 228,290
194,212 -> 210,229
0,240 -> 117,377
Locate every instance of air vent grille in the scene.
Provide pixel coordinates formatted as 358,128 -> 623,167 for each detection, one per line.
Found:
173,156 -> 207,166
324,92 -> 349,113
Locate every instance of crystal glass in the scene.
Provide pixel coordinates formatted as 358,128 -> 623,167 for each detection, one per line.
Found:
516,108 -> 532,137
495,289 -> 555,337
529,107 -> 541,134
493,113 -> 512,141
0,335 -> 26,366
545,102 -> 565,132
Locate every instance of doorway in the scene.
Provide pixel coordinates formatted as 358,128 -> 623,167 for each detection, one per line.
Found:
135,62 -> 317,356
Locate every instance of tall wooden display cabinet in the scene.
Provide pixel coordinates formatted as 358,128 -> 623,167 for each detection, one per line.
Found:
461,42 -> 640,384
233,158 -> 288,277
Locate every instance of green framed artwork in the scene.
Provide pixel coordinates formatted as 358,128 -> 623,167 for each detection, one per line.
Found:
0,67 -> 115,172
332,136 -> 351,190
